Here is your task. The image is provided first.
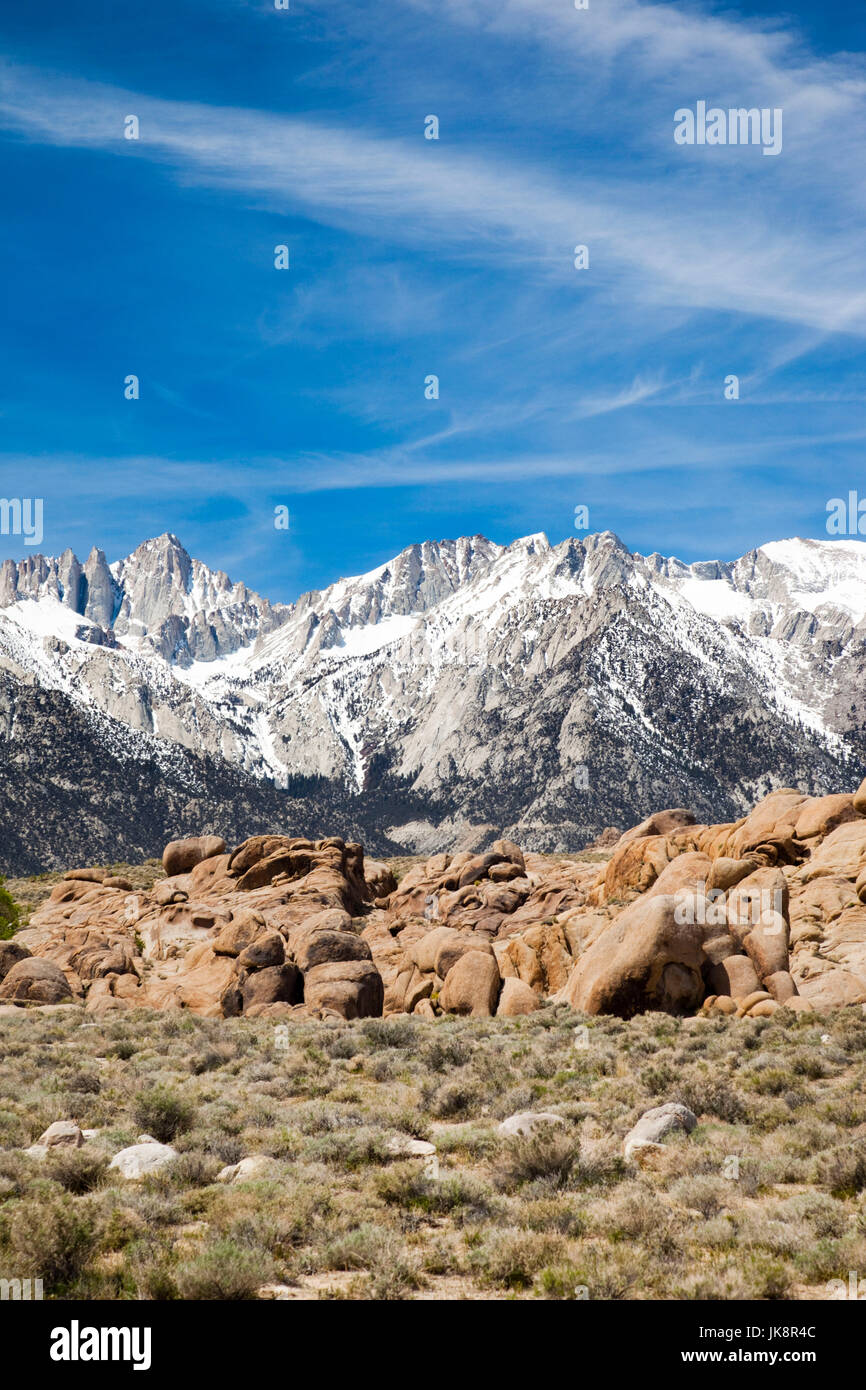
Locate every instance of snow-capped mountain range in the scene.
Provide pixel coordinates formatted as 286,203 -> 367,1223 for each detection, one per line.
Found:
2,529 -> 865,872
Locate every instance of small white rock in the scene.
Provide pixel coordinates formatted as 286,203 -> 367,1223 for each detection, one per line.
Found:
37,1120 -> 84,1149
216,1155 -> 278,1184
387,1135 -> 439,1178
498,1111 -> 568,1138
109,1141 -> 177,1180
386,1136 -> 437,1158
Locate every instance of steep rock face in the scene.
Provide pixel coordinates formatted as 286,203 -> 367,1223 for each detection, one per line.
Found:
1,529 -> 866,867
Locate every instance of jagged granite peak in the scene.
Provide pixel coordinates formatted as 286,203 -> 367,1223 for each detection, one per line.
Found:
2,528 -> 866,867
291,533 -> 501,630
82,547 -> 117,630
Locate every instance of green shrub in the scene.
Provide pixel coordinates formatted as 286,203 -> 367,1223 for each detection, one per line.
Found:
493,1130 -> 576,1191
470,1227 -> 567,1289
174,1238 -> 273,1300
0,878 -> 20,940
817,1141 -> 866,1197
5,1193 -> 97,1290
133,1087 -> 195,1143
46,1149 -> 109,1195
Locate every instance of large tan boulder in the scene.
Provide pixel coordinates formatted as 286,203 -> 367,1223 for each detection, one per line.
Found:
364,860 -> 398,899
491,839 -> 526,872
162,835 -> 226,877
796,969 -> 866,1009
433,933 -> 494,979
618,808 -> 697,846
188,853 -> 233,895
0,940 -> 31,981
288,928 -> 372,972
706,857 -> 759,893
794,794 -> 857,843
63,868 -> 105,883
241,963 -> 302,1011
235,848 -> 307,892
800,821 -> 866,881
212,912 -> 268,957
558,893 -> 704,1018
594,835 -> 676,903
727,867 -> 788,940
743,915 -> 789,981
726,788 -> 807,862
143,948 -> 236,1016
788,876 -> 856,945
496,978 -> 542,1016
303,960 -> 384,1019
518,924 -> 573,993
853,776 -> 866,817
0,958 -> 73,1004
408,927 -> 460,974
764,970 -> 797,1003
494,936 -> 544,992
237,933 -> 285,971
707,954 -> 761,1000
439,951 -> 501,1017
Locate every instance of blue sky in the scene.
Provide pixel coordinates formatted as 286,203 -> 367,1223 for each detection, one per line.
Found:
1,0 -> 865,601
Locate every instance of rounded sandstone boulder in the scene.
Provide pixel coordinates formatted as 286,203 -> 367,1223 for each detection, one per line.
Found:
0,958 -> 73,1004
109,1141 -> 178,1180
162,835 -> 227,878
496,977 -> 542,1016
439,951 -> 501,1017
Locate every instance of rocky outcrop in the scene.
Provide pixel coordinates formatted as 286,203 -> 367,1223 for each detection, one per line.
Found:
17,832 -> 384,1021
11,778 -> 866,1023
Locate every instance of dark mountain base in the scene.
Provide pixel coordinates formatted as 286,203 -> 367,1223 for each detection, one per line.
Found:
0,674 -> 428,875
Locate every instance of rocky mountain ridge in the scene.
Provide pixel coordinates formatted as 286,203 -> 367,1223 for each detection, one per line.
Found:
2,529 -> 866,871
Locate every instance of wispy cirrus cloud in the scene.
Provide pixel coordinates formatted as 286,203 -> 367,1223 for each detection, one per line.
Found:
0,56 -> 863,335
1,0 -> 865,594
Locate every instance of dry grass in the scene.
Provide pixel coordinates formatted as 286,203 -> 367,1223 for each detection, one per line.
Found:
0,1003 -> 865,1299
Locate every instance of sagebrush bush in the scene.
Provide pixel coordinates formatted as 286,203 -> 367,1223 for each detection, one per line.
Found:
4,1193 -> 97,1289
0,998 -> 863,1300
174,1239 -> 274,1300
133,1086 -> 196,1143
493,1130 -> 576,1191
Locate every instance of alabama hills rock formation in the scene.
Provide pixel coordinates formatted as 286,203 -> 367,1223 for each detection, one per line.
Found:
3,529 -> 866,873
5,781 -> 866,1023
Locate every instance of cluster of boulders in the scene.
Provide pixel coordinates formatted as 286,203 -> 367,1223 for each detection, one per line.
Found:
2,833 -> 392,1021
566,785 -> 866,1018
4,781 -> 866,1022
